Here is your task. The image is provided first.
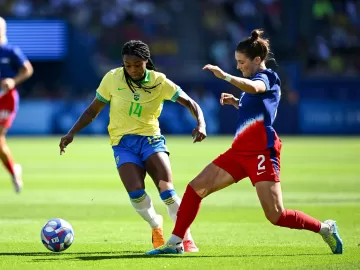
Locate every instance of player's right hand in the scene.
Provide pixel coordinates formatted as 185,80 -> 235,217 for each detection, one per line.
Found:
192,125 -> 207,143
203,64 -> 227,79
59,133 -> 74,155
220,93 -> 239,108
1,78 -> 16,92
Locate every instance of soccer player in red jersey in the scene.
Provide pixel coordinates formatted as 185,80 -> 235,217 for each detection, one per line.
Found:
0,17 -> 33,192
147,29 -> 343,255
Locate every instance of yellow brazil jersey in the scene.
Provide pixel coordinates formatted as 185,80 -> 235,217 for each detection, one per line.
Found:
96,67 -> 181,146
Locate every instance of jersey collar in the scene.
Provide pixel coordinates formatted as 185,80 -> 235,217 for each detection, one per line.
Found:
139,69 -> 150,84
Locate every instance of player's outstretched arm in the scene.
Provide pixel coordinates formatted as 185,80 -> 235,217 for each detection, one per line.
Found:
59,98 -> 106,155
203,64 -> 266,94
176,91 -> 207,143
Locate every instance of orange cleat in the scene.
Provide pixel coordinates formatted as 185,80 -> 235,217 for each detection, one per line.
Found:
152,215 -> 165,248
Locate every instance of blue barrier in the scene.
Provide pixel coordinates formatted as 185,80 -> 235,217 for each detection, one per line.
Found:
7,100 -> 360,135
9,101 -> 54,134
299,101 -> 360,134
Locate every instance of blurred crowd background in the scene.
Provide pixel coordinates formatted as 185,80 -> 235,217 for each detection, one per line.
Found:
1,0 -> 360,135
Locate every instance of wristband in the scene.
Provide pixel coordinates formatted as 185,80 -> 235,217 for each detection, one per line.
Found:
224,74 -> 232,82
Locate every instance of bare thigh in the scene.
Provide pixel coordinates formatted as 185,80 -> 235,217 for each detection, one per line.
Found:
117,163 -> 147,192
189,162 -> 236,198
145,152 -> 173,193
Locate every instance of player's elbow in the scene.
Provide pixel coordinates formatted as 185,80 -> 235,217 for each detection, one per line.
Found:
26,64 -> 34,77
252,86 -> 266,94
85,108 -> 99,121
182,98 -> 196,111
189,100 -> 201,116
28,67 -> 34,77
22,61 -> 34,78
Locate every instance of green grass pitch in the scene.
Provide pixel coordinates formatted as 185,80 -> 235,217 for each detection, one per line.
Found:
0,136 -> 359,269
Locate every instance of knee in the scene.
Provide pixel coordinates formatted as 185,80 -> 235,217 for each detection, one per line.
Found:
189,180 -> 208,198
264,208 -> 284,225
127,185 -> 145,193
158,180 -> 174,193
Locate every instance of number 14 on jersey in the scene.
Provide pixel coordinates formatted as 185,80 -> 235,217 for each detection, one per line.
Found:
129,102 -> 143,117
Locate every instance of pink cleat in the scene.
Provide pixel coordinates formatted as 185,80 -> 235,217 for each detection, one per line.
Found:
183,240 -> 199,253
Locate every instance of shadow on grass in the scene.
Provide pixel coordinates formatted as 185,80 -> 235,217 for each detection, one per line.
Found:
0,251 -> 141,257
31,252 -> 331,261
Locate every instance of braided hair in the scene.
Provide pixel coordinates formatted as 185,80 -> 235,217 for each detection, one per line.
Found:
122,40 -> 160,93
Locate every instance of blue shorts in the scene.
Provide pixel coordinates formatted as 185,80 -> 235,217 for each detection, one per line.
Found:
112,134 -> 169,169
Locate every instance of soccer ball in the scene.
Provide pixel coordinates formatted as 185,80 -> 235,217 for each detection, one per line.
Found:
41,218 -> 74,252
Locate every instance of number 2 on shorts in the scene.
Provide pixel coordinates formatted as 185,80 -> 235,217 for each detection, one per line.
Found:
257,154 -> 265,171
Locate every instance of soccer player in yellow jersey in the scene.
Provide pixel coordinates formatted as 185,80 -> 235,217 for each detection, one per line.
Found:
59,40 -> 206,252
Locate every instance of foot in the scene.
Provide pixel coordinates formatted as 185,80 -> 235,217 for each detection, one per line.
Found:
321,220 -> 343,254
152,215 -> 165,248
183,239 -> 199,252
146,242 -> 184,255
12,164 -> 23,193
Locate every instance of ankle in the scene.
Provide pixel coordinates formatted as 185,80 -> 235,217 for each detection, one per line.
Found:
168,234 -> 183,246
319,222 -> 331,236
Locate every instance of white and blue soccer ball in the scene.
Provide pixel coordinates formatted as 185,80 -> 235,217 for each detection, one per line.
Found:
41,218 -> 74,252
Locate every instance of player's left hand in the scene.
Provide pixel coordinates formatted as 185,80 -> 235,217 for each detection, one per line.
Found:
203,64 -> 226,80
192,125 -> 207,143
1,78 -> 16,91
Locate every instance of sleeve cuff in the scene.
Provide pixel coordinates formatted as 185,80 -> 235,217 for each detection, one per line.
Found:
96,92 -> 109,103
170,88 -> 183,102
253,79 -> 270,91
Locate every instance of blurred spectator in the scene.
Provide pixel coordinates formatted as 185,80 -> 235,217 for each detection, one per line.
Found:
304,0 -> 360,76
10,0 -> 32,17
313,0 -> 334,21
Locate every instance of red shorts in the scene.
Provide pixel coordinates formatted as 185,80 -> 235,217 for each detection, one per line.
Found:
213,146 -> 281,186
0,89 -> 19,128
